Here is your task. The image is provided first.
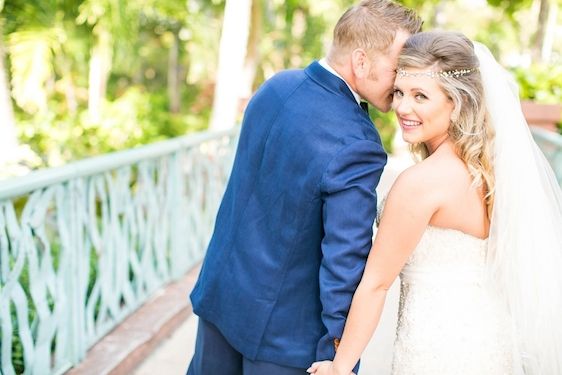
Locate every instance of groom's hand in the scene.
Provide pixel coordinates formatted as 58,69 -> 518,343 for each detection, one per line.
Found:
306,361 -> 355,375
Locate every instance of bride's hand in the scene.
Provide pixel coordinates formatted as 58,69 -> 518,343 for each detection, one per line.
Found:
306,361 -> 355,375
306,361 -> 335,375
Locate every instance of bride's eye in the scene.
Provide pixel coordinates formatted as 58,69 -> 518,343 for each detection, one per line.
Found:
415,92 -> 428,101
393,89 -> 403,98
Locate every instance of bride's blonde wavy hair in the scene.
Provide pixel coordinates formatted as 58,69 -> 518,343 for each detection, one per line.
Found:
398,31 -> 495,217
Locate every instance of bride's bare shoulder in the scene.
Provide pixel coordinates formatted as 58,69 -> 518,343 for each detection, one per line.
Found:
390,152 -> 466,203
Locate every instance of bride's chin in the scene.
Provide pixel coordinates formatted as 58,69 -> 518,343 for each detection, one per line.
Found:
401,136 -> 416,145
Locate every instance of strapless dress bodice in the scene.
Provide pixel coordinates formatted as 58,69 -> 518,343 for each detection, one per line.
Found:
391,226 -> 515,375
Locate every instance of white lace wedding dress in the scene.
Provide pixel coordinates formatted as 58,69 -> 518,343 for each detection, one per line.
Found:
391,226 -> 516,374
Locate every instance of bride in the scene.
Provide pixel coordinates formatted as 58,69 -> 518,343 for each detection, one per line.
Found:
307,31 -> 562,375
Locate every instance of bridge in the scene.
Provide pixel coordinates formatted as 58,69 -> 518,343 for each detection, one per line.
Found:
1,125 -> 560,375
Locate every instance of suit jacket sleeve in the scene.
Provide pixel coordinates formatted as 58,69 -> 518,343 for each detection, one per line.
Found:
316,139 -> 387,365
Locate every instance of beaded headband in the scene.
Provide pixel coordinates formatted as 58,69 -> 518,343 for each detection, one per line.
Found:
396,67 -> 478,79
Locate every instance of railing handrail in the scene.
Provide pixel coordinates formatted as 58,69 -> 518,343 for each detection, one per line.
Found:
0,128 -> 238,201
1,126 -> 557,202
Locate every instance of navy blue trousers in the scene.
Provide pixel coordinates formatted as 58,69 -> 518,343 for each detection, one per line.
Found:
187,318 -> 308,375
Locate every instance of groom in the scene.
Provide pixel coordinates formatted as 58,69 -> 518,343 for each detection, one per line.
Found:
187,1 -> 421,373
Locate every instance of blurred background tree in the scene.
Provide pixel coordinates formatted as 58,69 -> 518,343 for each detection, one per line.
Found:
1,0 -> 225,169
0,0 -> 19,166
0,0 -> 560,173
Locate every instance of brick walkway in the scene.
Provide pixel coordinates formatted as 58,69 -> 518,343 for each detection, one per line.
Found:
133,153 -> 413,375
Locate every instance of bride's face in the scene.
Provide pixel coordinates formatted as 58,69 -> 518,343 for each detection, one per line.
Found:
392,68 -> 455,151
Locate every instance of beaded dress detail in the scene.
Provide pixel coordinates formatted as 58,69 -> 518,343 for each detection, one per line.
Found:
391,226 -> 515,374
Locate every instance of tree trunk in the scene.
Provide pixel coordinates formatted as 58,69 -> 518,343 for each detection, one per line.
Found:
532,0 -> 550,62
88,27 -> 112,121
59,54 -> 78,115
168,30 -> 180,114
209,0 -> 252,130
431,1 -> 446,28
0,26 -> 19,164
239,0 -> 262,110
540,0 -> 557,62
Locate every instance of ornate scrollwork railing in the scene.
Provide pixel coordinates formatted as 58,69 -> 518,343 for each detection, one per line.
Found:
0,128 -> 239,375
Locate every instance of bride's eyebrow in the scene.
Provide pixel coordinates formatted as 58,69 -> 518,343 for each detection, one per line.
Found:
409,87 -> 428,93
392,85 -> 428,94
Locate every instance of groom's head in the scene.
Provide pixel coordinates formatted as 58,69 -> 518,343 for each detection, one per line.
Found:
327,0 -> 422,112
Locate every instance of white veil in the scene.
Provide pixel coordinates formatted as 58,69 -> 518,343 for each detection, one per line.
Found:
474,43 -> 562,374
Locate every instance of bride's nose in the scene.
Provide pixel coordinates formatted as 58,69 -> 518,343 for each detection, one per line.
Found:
393,97 -> 412,115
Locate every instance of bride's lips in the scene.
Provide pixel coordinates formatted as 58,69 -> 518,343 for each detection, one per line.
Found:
399,117 -> 422,130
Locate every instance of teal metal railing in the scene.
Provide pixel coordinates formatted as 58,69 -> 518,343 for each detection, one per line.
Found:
0,128 -> 239,375
531,127 -> 562,186
0,125 -> 559,375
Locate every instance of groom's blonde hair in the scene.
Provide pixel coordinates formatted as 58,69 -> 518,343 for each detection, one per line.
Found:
328,0 -> 422,62
398,31 -> 496,217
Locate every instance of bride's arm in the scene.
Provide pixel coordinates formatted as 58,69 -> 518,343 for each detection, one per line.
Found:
309,167 -> 438,375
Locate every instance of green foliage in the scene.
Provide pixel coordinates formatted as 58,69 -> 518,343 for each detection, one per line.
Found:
511,63 -> 562,132
7,29 -> 56,113
370,110 -> 398,154
17,85 -> 209,165
3,219 -> 97,374
486,0 -> 534,17
11,304 -> 26,373
2,0 -> 561,172
2,0 -> 223,169
511,63 -> 562,104
6,252 -> 38,374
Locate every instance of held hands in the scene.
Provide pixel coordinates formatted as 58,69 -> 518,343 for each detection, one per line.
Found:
306,361 -> 355,375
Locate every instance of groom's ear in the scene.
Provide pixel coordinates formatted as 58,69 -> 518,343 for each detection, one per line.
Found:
351,48 -> 370,79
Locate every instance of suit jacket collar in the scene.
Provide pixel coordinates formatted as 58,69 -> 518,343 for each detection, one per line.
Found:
318,59 -> 361,105
305,61 -> 358,106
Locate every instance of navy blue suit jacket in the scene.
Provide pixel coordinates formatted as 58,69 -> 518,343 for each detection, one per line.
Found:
190,61 -> 387,368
